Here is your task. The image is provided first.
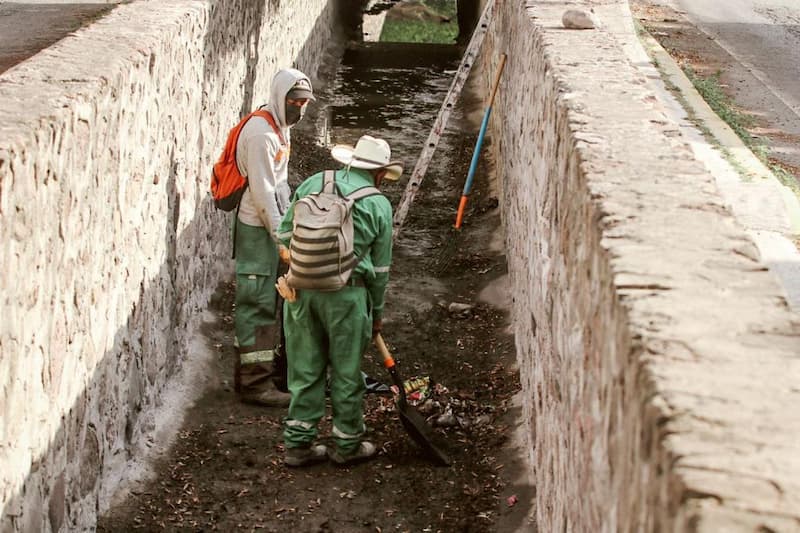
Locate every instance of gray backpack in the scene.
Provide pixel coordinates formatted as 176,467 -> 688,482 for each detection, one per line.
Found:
286,170 -> 380,291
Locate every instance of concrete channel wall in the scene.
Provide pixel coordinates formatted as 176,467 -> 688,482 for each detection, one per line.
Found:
480,1 -> 800,531
0,1 -> 338,530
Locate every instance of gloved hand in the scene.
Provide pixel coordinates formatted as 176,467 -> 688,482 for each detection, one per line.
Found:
275,275 -> 297,303
278,245 -> 291,265
371,318 -> 382,339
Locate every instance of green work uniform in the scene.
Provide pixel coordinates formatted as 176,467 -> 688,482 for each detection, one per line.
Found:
234,219 -> 280,363
278,168 -> 392,454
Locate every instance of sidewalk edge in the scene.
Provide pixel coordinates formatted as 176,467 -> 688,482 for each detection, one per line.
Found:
638,29 -> 800,235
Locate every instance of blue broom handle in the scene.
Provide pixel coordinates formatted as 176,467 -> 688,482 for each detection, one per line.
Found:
460,53 -> 506,197
462,108 -> 493,196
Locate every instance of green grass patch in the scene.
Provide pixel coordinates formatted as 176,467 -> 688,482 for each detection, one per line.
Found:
380,0 -> 458,44
683,67 -> 800,194
683,67 -> 755,142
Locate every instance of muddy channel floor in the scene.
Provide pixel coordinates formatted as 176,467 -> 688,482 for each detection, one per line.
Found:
98,70 -> 532,532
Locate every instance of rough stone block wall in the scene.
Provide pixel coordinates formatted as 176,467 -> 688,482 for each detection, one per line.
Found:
0,1 -> 336,530
481,1 -> 800,531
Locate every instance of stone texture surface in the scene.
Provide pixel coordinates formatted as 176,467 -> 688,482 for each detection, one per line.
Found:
0,1 -> 336,530
480,0 -> 800,531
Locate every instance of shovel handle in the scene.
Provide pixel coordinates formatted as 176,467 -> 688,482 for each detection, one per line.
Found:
374,333 -> 396,369
374,333 -> 410,407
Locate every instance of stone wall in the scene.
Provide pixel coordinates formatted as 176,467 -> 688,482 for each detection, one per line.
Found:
481,1 -> 800,531
0,1 -> 339,530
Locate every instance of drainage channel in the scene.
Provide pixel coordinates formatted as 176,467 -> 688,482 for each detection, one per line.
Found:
99,5 -> 530,531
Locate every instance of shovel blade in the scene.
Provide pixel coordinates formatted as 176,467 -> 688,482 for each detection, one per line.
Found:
397,401 -> 451,466
376,334 -> 451,466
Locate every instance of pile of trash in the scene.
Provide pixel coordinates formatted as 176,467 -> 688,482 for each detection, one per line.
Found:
379,375 -> 495,430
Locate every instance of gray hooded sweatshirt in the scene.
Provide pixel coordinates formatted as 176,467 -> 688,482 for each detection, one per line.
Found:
235,68 -> 311,240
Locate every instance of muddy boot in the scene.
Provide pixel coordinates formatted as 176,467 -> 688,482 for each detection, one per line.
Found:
328,441 -> 377,466
240,377 -> 291,407
237,356 -> 290,407
285,444 -> 328,467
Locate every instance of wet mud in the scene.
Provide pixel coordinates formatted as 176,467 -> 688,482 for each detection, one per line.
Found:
99,20 -> 530,533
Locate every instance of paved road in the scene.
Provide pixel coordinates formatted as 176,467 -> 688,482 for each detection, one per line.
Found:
670,0 -> 800,168
636,0 -> 800,309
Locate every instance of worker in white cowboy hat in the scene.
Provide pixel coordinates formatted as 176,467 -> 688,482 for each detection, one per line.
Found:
275,134 -> 402,467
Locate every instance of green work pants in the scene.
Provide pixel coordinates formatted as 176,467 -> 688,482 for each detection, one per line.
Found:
283,285 -> 371,455
234,220 -> 280,362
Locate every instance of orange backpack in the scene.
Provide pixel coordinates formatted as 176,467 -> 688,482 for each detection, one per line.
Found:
210,110 -> 286,211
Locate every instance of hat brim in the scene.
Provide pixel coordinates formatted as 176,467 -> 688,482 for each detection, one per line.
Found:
287,88 -> 316,101
330,145 -> 403,181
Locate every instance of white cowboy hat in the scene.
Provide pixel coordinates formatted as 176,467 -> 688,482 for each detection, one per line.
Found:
330,135 -> 403,181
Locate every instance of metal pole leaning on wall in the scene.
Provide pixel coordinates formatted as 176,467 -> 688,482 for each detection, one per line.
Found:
391,0 -> 497,242
454,53 -> 506,230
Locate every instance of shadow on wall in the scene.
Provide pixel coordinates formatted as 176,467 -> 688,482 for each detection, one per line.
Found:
199,0 -> 358,125
293,0 -> 363,95
199,0 -> 269,144
0,163 -> 222,531
2,1 -> 353,531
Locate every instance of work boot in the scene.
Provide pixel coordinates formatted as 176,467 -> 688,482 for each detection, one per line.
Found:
328,441 -> 377,466
285,444 -> 328,467
240,379 -> 291,407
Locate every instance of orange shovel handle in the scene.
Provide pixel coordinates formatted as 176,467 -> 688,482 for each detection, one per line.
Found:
374,333 -> 396,369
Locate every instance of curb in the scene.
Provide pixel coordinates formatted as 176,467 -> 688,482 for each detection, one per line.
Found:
637,29 -> 800,235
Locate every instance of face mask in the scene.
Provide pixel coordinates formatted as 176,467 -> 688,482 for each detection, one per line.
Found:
285,102 -> 305,125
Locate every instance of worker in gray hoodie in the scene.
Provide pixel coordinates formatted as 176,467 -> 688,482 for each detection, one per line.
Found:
233,68 -> 315,406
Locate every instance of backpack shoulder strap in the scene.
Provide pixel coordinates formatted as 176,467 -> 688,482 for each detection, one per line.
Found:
321,170 -> 337,194
346,186 -> 381,202
252,109 -> 287,146
224,111 -> 258,157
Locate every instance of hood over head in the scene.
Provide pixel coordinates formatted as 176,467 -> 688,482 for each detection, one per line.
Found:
268,68 -> 314,129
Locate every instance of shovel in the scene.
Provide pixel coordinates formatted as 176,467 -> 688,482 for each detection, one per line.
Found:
374,333 -> 451,466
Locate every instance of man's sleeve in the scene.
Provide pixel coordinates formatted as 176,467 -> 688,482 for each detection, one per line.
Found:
368,197 -> 393,321
243,132 -> 283,240
277,200 -> 295,249
276,175 -> 316,248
